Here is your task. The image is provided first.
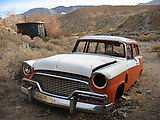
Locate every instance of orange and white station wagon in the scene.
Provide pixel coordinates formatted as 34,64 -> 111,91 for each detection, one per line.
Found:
21,36 -> 143,114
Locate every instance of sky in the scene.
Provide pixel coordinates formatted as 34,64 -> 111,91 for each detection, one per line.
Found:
0,0 -> 152,18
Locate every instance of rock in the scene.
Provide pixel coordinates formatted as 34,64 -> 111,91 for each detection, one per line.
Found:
142,89 -> 152,94
112,109 -> 127,119
121,95 -> 132,101
136,90 -> 142,94
15,105 -> 22,111
36,109 -> 51,117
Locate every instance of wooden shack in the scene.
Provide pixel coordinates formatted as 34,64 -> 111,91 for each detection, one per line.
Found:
16,22 -> 46,39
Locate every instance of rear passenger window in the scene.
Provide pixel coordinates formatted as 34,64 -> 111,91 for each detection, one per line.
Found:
132,44 -> 139,57
127,44 -> 133,59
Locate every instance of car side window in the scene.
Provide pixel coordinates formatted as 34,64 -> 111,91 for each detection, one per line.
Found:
132,44 -> 139,57
127,44 -> 133,59
76,41 -> 86,52
96,43 -> 105,54
88,42 -> 98,53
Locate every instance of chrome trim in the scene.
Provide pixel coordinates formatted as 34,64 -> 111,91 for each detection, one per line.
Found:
68,90 -> 107,99
21,86 -> 113,113
23,78 -> 67,99
22,78 -> 106,100
70,97 -> 77,114
28,86 -> 32,102
35,72 -> 88,85
29,72 -> 93,94
91,73 -> 108,89
22,63 -> 32,76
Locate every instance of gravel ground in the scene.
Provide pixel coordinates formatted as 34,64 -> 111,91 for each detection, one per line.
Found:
0,41 -> 160,120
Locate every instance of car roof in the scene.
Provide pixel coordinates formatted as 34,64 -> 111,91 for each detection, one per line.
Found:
79,35 -> 138,44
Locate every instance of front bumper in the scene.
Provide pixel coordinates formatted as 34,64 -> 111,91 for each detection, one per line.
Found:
21,86 -> 113,113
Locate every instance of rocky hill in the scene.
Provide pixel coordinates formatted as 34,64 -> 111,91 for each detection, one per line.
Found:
117,7 -> 160,32
59,5 -> 158,34
138,0 -> 160,5
51,5 -> 94,14
20,6 -> 94,16
21,8 -> 55,16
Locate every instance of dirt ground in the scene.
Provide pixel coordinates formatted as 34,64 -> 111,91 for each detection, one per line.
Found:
0,41 -> 160,120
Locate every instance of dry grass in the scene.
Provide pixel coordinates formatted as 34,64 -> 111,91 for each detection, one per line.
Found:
152,43 -> 160,52
26,15 -> 70,38
158,51 -> 160,57
137,35 -> 160,42
152,43 -> 160,58
2,14 -> 70,38
3,15 -> 24,32
127,33 -> 160,42
0,33 -> 77,81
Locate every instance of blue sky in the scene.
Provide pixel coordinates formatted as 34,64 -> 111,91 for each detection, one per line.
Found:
0,0 -> 152,18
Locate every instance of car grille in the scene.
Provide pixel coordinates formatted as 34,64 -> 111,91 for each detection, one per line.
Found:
31,72 -> 91,97
35,70 -> 89,82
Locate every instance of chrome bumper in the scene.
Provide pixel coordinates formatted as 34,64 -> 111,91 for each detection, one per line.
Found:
21,86 -> 113,113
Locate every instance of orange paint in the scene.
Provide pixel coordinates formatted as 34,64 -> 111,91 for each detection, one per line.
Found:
89,45 -> 143,104
90,72 -> 127,103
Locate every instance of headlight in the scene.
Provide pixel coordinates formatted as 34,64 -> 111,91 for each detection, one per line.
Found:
92,73 -> 107,89
23,63 -> 32,75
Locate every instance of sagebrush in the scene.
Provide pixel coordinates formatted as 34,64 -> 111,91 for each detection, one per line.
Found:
26,15 -> 70,38
0,33 -> 77,81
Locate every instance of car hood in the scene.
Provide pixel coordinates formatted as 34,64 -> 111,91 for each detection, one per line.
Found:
33,53 -> 117,77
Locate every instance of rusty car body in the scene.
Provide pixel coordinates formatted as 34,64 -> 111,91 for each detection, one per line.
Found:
20,36 -> 143,114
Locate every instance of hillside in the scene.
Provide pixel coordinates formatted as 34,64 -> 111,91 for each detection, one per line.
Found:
51,5 -> 94,14
20,6 -> 95,16
21,8 -> 55,16
117,7 -> 160,32
138,0 -> 160,5
59,5 -> 158,34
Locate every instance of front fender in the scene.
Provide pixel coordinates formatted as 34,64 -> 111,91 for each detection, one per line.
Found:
93,61 -> 127,80
90,61 -> 128,103
23,59 -> 40,67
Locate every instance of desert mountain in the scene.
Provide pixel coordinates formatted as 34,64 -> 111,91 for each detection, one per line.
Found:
21,6 -> 94,16
59,5 -> 158,34
51,5 -> 94,14
138,0 -> 160,5
117,7 -> 160,32
21,8 -> 55,16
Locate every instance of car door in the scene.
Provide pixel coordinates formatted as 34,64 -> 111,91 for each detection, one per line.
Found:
125,44 -> 141,90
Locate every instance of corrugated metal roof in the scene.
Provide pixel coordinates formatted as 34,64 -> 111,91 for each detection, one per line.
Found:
16,21 -> 45,25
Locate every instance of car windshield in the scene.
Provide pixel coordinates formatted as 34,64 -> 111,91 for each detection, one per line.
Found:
73,40 -> 125,58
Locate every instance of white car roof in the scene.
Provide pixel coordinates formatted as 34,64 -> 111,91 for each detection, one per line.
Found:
79,36 -> 137,43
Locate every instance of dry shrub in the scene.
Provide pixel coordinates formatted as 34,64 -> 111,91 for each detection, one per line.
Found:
26,15 -> 70,38
3,15 -> 24,32
0,33 -> 77,81
0,19 -> 3,26
158,51 -> 160,57
32,37 -> 56,51
152,43 -> 160,52
49,39 -> 62,45
137,35 -> 160,42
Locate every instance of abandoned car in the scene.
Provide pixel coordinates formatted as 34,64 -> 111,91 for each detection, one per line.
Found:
21,36 -> 143,114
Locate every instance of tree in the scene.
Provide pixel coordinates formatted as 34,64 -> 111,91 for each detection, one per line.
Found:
4,8 -> 15,17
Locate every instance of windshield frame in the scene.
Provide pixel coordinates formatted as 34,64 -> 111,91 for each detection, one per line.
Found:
72,40 -> 126,58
